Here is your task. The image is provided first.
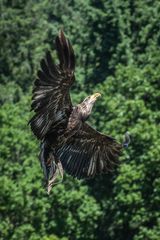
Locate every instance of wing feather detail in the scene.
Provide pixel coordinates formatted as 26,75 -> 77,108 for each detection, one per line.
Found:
29,30 -> 75,139
56,123 -> 123,179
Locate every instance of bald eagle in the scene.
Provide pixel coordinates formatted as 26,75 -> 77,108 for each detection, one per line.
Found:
29,30 -> 129,193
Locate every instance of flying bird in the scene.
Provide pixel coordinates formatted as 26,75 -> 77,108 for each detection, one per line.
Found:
29,30 -> 129,193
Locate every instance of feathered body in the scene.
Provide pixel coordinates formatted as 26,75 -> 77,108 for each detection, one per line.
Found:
29,30 -> 127,193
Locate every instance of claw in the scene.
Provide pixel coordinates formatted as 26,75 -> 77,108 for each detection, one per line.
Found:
123,131 -> 130,148
47,172 -> 58,194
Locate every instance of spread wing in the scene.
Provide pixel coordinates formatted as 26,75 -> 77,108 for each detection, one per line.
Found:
29,30 -> 75,140
56,123 -> 123,179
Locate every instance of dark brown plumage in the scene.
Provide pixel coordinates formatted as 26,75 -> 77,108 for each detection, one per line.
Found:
29,30 -> 128,193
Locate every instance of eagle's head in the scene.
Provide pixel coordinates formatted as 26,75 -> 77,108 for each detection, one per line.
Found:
84,93 -> 101,104
80,93 -> 101,121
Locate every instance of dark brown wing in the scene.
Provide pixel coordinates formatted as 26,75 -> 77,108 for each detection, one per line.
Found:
56,123 -> 123,179
29,30 -> 75,140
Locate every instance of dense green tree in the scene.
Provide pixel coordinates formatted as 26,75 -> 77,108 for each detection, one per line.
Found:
1,0 -> 160,240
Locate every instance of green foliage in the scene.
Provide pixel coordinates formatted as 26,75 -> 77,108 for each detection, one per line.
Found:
43,235 -> 68,240
1,0 -> 160,240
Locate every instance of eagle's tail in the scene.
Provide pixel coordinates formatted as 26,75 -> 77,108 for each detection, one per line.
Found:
39,141 -> 63,194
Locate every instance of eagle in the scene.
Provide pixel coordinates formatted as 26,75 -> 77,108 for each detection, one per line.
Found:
29,30 -> 129,193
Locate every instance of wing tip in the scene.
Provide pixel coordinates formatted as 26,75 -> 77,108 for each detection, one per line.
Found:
59,29 -> 65,41
55,29 -> 75,71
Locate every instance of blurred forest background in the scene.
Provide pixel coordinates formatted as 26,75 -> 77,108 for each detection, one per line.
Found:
0,0 -> 160,240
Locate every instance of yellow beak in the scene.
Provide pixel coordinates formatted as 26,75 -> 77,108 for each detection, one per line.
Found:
90,92 -> 101,101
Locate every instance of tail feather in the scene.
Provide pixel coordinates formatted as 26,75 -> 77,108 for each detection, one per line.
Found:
39,142 -> 56,181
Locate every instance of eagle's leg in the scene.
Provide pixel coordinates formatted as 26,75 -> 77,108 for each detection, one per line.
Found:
47,159 -> 63,194
39,142 -> 63,194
